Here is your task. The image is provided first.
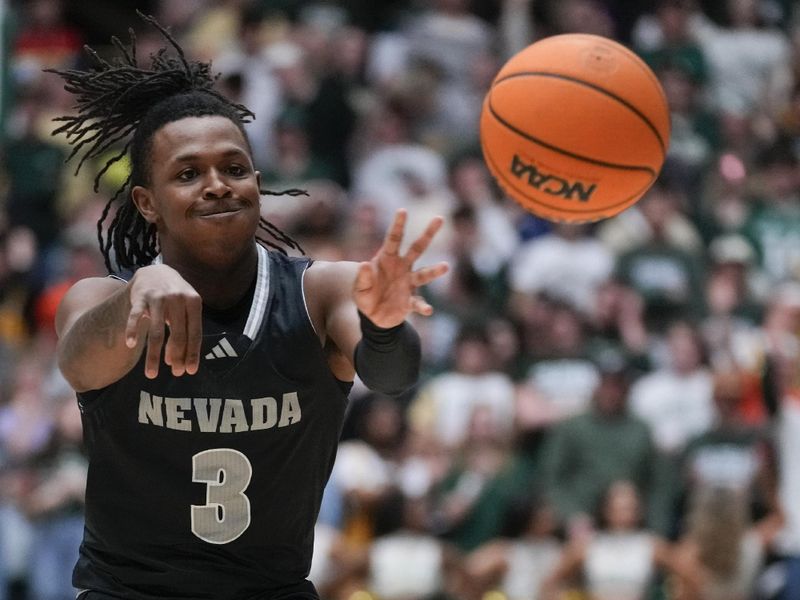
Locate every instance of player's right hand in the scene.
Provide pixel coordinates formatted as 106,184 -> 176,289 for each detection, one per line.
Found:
124,265 -> 203,379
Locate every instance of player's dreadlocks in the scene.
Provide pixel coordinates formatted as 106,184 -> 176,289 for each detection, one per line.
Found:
49,11 -> 305,273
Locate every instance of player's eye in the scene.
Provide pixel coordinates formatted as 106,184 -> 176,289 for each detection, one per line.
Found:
177,168 -> 197,182
227,164 -> 248,177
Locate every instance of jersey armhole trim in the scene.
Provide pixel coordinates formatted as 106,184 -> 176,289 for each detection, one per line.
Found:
300,265 -> 318,337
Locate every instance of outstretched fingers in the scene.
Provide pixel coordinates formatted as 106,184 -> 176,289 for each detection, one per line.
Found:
403,216 -> 444,265
380,209 -> 408,257
411,262 -> 450,287
410,295 -> 434,316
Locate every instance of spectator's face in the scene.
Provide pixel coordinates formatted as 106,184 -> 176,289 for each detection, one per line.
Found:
371,108 -> 408,145
549,308 -> 584,352
660,67 -> 695,113
528,504 -> 558,537
603,481 -> 641,530
658,3 -> 691,40
434,0 -> 469,14
728,0 -> 758,27
762,163 -> 799,199
331,27 -> 367,77
276,125 -> 309,155
486,319 -> 520,368
668,323 -> 703,373
363,399 -> 403,447
594,373 -> 628,415
640,188 -> 677,229
555,0 -> 615,37
455,339 -> 491,374
450,159 -> 490,203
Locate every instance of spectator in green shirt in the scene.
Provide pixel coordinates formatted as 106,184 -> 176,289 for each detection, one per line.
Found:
539,351 -> 673,537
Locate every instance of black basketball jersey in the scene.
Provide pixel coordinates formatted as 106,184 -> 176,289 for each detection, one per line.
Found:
74,246 -> 350,599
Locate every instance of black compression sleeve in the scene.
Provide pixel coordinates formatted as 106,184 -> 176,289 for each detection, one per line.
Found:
354,311 -> 421,396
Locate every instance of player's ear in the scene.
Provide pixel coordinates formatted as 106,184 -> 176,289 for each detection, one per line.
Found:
132,185 -> 159,224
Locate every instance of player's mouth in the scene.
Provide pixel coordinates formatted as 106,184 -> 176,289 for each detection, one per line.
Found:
195,203 -> 249,218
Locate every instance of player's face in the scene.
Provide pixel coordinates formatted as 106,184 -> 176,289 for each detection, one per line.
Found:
132,115 -> 261,265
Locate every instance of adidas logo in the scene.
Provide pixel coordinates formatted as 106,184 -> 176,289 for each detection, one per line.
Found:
205,337 -> 238,360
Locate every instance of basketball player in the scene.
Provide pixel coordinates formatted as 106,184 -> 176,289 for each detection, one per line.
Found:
51,15 -> 448,600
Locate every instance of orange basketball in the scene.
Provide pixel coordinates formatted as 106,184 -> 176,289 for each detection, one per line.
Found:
480,33 -> 670,223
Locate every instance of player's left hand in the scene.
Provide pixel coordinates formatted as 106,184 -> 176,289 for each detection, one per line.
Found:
353,209 -> 449,328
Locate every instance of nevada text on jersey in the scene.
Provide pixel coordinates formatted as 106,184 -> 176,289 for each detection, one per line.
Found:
138,390 -> 303,433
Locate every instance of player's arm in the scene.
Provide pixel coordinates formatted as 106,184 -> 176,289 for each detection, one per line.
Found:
306,209 -> 448,395
56,265 -> 203,392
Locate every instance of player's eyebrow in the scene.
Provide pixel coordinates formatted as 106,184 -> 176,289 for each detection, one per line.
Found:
172,148 -> 249,163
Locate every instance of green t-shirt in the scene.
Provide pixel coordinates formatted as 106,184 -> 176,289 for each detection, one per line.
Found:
742,200 -> 800,281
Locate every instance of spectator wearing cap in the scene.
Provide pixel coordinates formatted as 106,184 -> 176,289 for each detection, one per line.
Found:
538,351 -> 672,537
702,234 -> 768,371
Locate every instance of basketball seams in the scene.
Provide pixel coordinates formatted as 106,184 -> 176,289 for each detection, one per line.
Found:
486,97 -> 657,176
493,71 -> 666,156
533,33 -> 670,122
481,108 -> 655,217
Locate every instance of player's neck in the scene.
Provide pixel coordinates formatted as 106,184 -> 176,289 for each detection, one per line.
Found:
166,245 -> 259,311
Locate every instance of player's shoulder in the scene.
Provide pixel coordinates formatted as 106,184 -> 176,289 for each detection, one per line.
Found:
305,259 -> 359,288
303,260 -> 359,322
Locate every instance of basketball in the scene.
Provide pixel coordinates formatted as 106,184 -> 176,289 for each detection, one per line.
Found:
480,33 -> 670,223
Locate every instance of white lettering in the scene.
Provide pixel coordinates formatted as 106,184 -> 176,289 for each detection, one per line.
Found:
138,391 -> 303,433
219,399 -> 249,433
139,391 -> 163,426
278,392 -> 302,427
194,398 -> 223,433
251,397 -> 278,430
165,397 -> 192,431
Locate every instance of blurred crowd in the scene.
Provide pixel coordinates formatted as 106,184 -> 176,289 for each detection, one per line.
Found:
1,0 -> 800,599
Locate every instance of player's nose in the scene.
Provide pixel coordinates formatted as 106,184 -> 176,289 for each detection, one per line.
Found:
203,169 -> 232,198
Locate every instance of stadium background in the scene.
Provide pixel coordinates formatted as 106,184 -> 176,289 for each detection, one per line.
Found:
1,0 -> 800,599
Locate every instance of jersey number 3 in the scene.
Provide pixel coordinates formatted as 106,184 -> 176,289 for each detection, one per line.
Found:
191,448 -> 253,544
